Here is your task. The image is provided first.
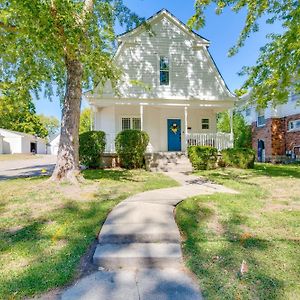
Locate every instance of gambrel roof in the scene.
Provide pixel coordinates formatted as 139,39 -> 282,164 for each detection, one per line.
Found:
87,9 -> 236,104
117,9 -> 210,45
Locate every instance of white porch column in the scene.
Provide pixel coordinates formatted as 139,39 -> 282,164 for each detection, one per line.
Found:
229,109 -> 234,147
140,104 -> 144,131
184,106 -> 188,151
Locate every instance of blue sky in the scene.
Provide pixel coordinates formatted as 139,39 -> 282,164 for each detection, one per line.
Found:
34,0 -> 282,120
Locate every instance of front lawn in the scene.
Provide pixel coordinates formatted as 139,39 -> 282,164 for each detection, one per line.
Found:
176,164 -> 300,300
0,169 -> 178,299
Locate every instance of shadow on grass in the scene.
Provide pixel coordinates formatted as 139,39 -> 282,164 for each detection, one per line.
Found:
82,169 -> 133,181
177,201 -> 285,299
0,198 -> 121,299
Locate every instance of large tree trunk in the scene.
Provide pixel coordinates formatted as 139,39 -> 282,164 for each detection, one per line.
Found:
51,58 -> 83,183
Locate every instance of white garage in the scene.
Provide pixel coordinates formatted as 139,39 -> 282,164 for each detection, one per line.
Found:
0,128 -> 47,154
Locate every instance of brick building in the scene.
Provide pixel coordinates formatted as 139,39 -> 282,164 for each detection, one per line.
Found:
239,93 -> 300,162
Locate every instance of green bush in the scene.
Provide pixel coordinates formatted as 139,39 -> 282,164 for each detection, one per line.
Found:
79,131 -> 106,168
220,148 -> 256,169
188,146 -> 218,170
115,130 -> 149,169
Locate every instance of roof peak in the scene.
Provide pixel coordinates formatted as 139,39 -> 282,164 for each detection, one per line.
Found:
117,8 -> 210,45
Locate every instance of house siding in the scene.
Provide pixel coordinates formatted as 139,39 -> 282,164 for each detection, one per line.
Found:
100,15 -> 232,101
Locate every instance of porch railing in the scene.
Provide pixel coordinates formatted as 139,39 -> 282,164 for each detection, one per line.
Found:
186,133 -> 233,151
104,132 -> 233,153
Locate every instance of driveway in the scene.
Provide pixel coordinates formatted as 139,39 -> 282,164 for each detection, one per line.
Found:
0,155 -> 57,180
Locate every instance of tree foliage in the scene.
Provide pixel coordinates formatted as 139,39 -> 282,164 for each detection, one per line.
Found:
1,0 -> 143,181
38,114 -> 60,136
79,108 -> 91,134
0,94 -> 48,138
217,111 -> 252,148
189,1 -> 300,107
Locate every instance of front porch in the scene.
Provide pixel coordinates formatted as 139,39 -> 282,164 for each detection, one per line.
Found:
90,99 -> 234,154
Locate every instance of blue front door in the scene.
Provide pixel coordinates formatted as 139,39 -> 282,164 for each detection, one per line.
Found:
167,119 -> 181,151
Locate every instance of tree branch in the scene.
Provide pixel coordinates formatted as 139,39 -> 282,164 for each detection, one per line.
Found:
0,21 -> 17,32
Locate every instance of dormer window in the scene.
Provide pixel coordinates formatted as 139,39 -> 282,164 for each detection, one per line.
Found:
160,57 -> 169,85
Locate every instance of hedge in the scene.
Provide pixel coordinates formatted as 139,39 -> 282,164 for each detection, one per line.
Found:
79,131 -> 106,168
188,145 -> 218,170
220,148 -> 256,169
115,129 -> 149,169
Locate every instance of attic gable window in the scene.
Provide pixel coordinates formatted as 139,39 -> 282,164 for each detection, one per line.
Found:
160,57 -> 169,86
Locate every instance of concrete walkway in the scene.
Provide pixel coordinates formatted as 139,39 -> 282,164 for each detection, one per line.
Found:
61,171 -> 237,300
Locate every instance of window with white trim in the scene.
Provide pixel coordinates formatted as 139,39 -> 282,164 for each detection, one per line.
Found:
245,108 -> 251,116
257,110 -> 265,127
288,119 -> 300,131
202,118 -> 209,129
121,117 -> 141,131
160,57 -> 169,86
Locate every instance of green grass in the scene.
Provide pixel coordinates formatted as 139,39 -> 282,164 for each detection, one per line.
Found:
0,169 -> 178,299
176,163 -> 300,300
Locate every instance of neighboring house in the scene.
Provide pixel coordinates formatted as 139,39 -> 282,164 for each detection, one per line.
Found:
48,133 -> 60,155
239,92 -> 300,162
0,133 -> 3,154
85,9 -> 236,155
0,128 -> 47,154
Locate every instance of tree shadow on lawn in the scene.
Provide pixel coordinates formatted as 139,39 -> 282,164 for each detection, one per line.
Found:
82,169 -> 134,181
0,199 -> 120,299
178,205 -> 285,300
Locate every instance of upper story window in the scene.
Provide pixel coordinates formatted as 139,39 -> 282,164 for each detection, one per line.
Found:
160,57 -> 169,86
257,110 -> 266,127
202,118 -> 209,129
121,117 -> 141,131
288,119 -> 300,131
245,108 -> 251,116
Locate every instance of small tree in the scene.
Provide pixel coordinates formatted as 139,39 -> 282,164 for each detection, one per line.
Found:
79,108 -> 91,134
217,112 -> 252,148
38,114 -> 60,136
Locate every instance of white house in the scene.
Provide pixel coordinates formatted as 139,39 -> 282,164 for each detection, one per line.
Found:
0,128 -> 47,154
48,134 -> 60,155
85,9 -> 236,154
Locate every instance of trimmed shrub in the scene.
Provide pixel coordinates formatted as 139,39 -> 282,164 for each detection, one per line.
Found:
115,130 -> 149,169
188,146 -> 218,170
220,148 -> 256,169
79,131 -> 106,168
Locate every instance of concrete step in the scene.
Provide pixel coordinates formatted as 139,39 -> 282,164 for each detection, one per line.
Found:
99,222 -> 180,244
93,243 -> 182,269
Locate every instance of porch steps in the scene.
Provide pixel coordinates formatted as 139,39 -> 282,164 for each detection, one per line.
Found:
145,152 -> 193,172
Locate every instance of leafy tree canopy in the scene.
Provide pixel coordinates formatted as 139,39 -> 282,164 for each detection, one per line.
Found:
217,111 -> 252,148
189,0 -> 300,108
79,107 -> 91,134
38,114 -> 60,136
0,94 -> 48,138
0,0 -> 142,101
